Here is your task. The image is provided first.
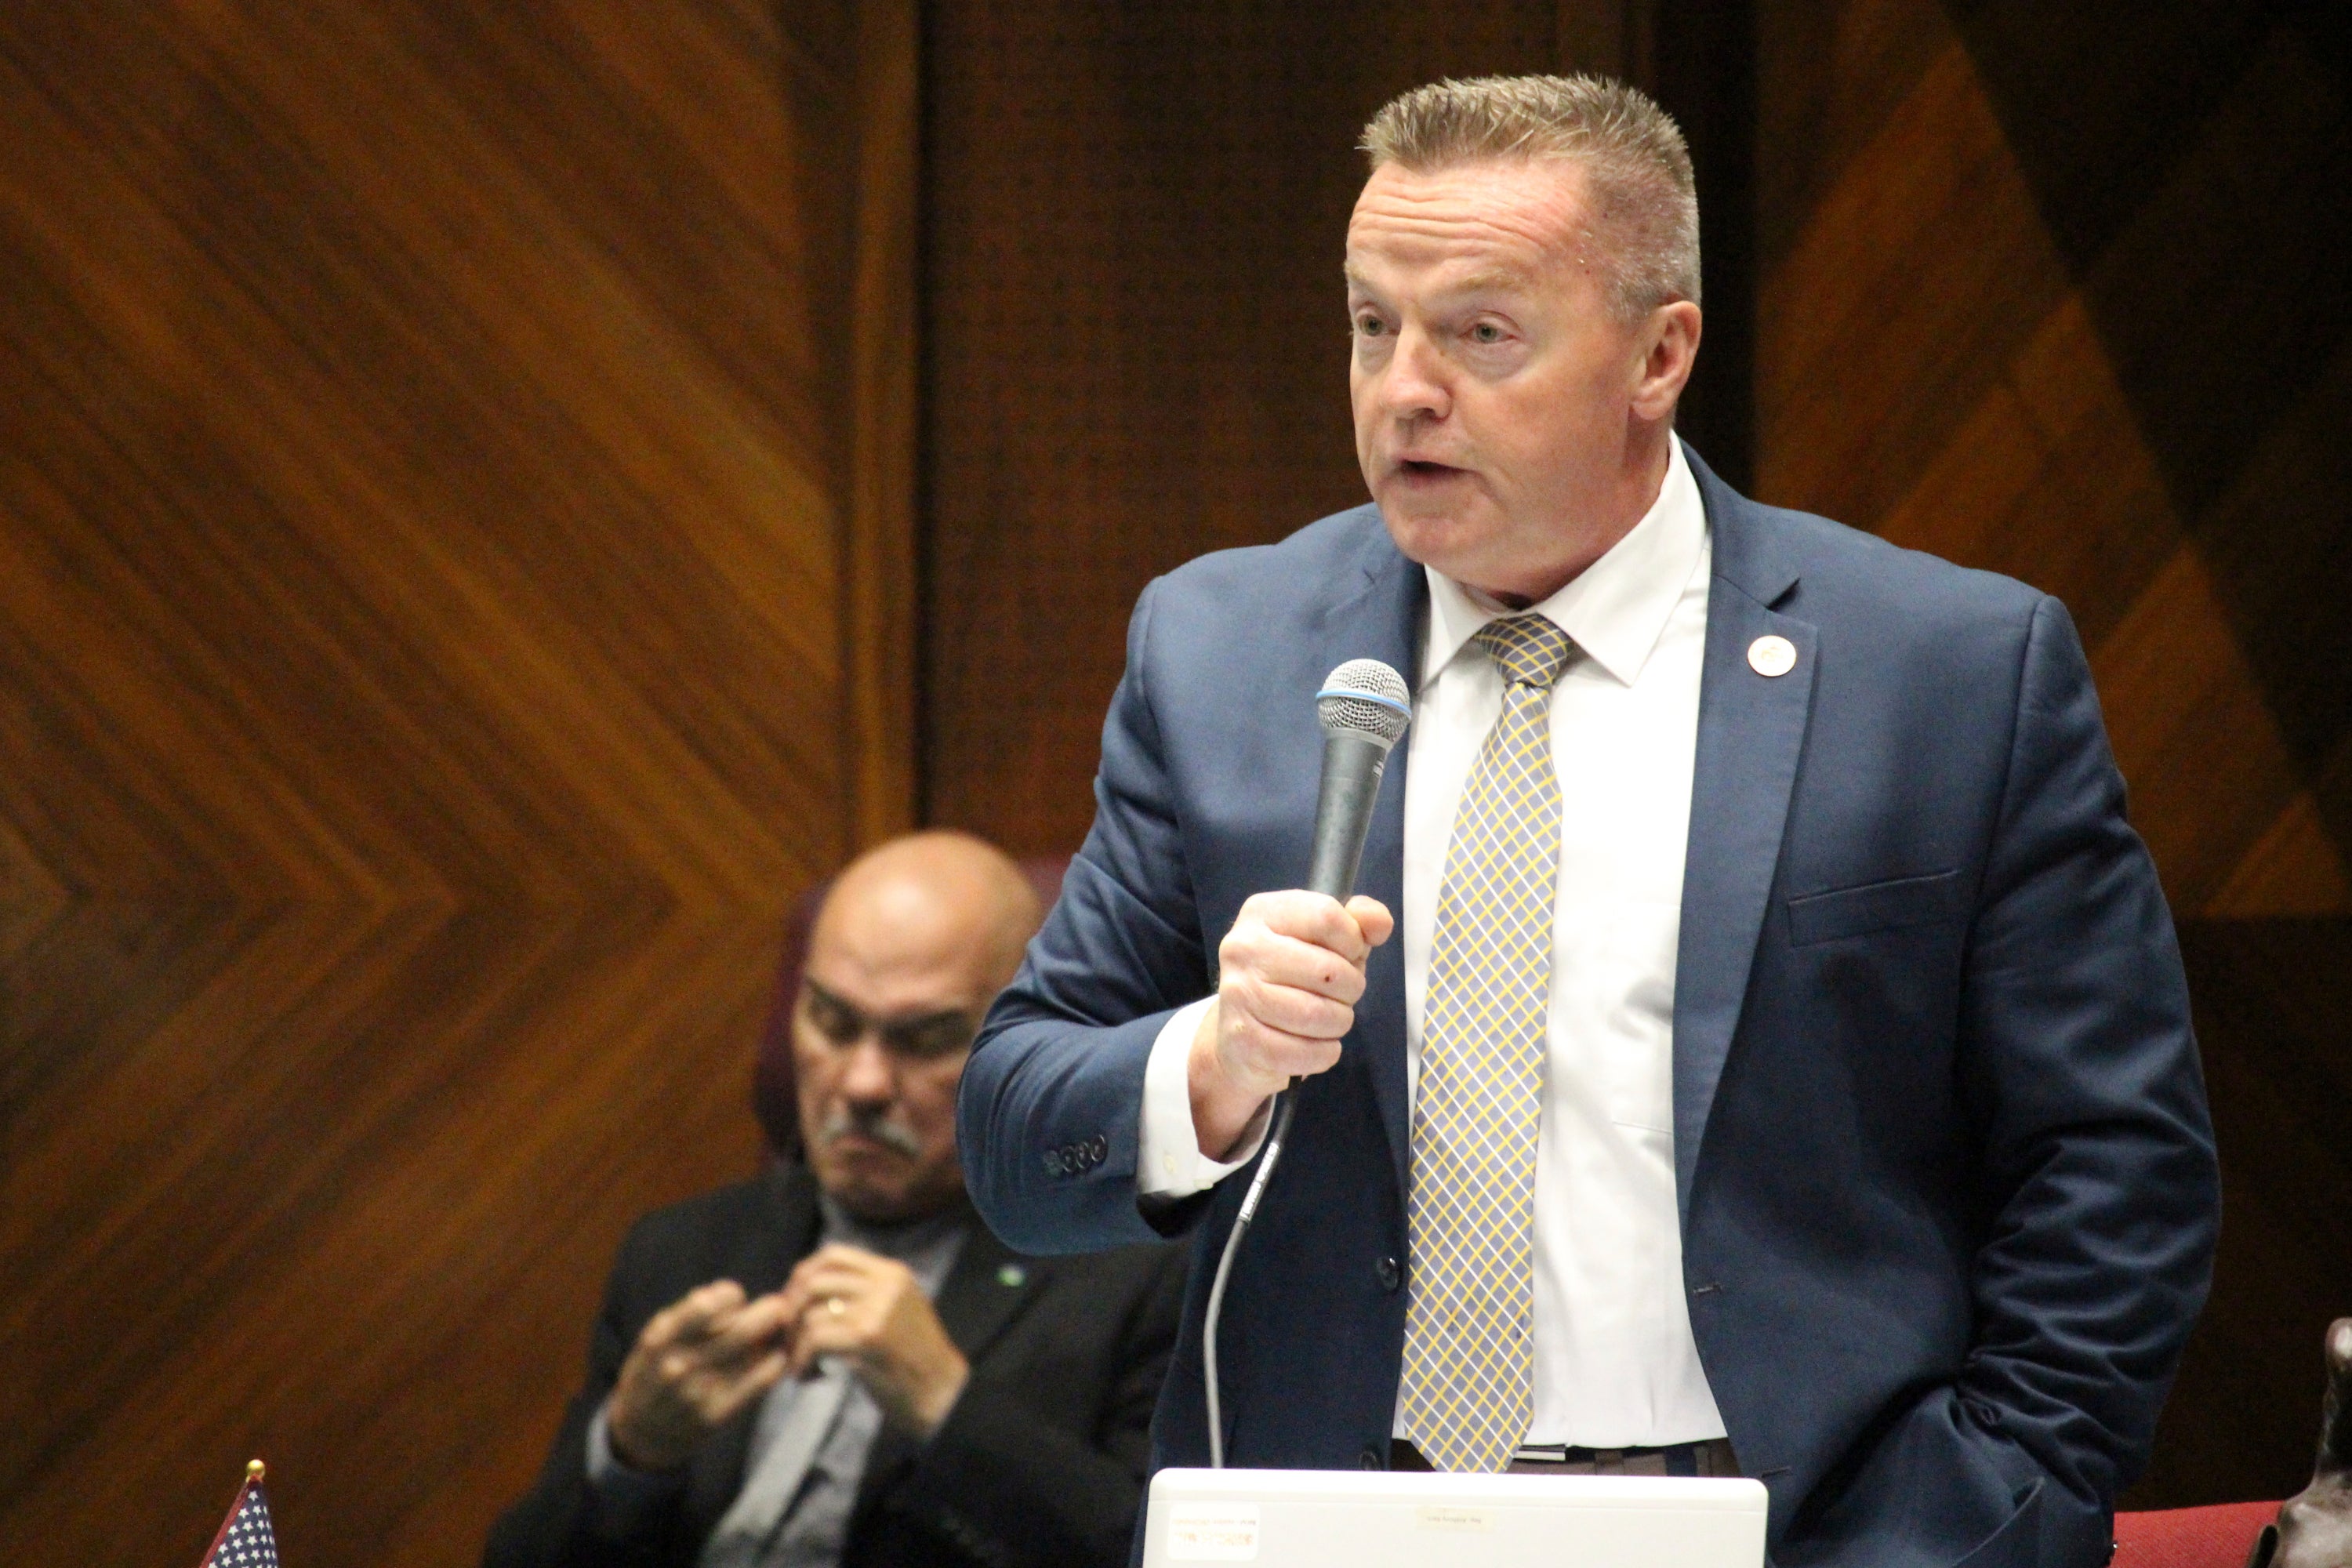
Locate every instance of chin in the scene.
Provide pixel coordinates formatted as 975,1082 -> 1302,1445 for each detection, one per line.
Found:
823,1179 -> 911,1222
1378,501 -> 1486,575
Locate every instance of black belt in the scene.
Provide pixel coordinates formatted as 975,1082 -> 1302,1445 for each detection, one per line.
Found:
1391,1438 -> 1726,1477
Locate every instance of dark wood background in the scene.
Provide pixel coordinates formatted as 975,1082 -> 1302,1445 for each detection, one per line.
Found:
920,1 -> 1757,855
2,2 -> 2345,1561
923,0 -> 2352,1513
0,2 -> 915,1563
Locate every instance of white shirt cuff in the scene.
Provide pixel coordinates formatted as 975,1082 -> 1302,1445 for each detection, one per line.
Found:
1138,996 -> 1272,1196
585,1402 -> 685,1520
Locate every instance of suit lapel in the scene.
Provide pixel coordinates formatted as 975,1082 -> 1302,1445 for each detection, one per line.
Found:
1671,447 -> 1816,1226
853,1210 -> 1043,1516
929,1210 -> 1040,1363
1315,518 -> 1425,1195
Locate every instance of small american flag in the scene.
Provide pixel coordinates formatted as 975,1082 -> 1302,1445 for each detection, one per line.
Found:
199,1461 -> 280,1568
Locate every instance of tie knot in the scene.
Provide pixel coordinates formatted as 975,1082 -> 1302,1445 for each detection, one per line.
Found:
1472,614 -> 1573,689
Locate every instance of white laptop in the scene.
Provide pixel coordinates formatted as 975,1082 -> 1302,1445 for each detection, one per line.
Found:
1142,1467 -> 1769,1568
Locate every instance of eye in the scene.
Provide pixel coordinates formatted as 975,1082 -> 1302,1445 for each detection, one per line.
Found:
1354,313 -> 1387,338
803,989 -> 862,1047
884,1012 -> 981,1061
1469,321 -> 1504,344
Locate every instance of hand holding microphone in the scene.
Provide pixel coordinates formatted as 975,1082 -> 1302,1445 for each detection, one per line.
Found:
1188,892 -> 1393,1157
1185,659 -> 1412,1160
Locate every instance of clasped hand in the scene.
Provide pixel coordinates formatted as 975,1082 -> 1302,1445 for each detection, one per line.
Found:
605,1245 -> 970,1472
1187,889 -> 1394,1160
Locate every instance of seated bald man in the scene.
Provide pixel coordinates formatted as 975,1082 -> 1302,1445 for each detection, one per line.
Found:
486,832 -> 1186,1568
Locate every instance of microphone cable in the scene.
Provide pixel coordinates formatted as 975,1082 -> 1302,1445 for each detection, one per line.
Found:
1201,1085 -> 1298,1470
1199,656 -> 1410,1469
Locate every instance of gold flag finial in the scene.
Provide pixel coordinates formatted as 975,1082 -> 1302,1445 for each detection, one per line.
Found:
246,1459 -> 266,1483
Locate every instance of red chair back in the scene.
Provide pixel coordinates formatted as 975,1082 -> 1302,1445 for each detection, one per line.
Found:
2112,1502 -> 2281,1568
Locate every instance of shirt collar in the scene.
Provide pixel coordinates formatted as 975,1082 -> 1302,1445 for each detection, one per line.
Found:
1422,435 -> 1707,689
818,1192 -> 971,1263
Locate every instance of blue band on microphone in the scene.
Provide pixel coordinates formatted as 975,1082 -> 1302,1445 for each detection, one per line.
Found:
1316,686 -> 1413,717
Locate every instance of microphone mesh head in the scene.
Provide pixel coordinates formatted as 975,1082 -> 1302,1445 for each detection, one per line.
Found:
1318,659 -> 1411,746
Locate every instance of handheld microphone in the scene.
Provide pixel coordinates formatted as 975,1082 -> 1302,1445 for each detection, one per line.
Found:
1203,658 -> 1410,1468
1305,659 -> 1415,897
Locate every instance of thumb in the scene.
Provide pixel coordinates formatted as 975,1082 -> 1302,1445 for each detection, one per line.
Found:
1345,895 -> 1396,949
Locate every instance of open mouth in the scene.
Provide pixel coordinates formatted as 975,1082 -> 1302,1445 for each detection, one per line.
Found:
1397,459 -> 1462,480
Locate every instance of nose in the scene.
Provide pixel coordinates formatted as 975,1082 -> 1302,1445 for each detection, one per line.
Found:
838,1036 -> 898,1107
1377,323 -> 1451,425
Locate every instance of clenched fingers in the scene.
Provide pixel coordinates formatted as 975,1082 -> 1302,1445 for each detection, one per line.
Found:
644,1279 -> 747,1348
1218,891 -> 1395,1041
1231,890 -> 1385,966
646,1282 -> 787,1368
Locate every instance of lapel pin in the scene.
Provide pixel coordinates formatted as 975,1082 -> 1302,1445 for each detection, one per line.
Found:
1748,634 -> 1797,677
996,1263 -> 1026,1289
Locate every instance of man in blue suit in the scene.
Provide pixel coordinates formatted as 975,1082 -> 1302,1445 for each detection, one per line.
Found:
957,74 -> 2217,1566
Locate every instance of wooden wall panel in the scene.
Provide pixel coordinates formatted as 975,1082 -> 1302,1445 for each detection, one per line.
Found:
2156,920 -> 2352,1504
0,4 -> 915,1563
1755,0 -> 2351,1506
920,2 -> 1751,855
1756,0 -> 2350,921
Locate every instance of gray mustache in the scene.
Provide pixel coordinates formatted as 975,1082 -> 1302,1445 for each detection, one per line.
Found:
819,1106 -> 924,1160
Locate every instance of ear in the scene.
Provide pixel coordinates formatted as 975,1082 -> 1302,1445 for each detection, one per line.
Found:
1631,299 -> 1702,423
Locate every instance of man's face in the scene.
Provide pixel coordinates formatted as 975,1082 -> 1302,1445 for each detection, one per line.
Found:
1347,157 -> 1661,601
791,880 -> 1000,1224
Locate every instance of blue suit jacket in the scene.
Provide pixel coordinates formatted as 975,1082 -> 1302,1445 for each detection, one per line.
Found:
958,448 -> 2219,1567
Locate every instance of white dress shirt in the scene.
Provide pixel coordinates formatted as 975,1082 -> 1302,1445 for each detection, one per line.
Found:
1138,437 -> 1727,1450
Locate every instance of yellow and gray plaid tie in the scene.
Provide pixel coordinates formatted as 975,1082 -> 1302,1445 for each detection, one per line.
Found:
1399,612 -> 1573,1473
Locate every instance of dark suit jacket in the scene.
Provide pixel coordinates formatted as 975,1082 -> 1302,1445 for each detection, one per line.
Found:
957,445 -> 2220,1568
484,1165 -> 1186,1568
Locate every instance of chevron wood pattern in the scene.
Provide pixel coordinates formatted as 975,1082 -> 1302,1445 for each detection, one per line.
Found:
1757,0 -> 2351,1505
0,3 -> 915,1563
1758,0 -> 2351,921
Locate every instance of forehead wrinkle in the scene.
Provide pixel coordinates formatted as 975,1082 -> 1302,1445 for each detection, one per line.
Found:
1348,161 -> 1591,280
1349,205 -> 1557,258
1345,239 -> 1545,310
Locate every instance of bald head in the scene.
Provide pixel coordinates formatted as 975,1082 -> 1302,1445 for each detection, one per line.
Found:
811,830 -> 1042,1004
793,832 -> 1043,1221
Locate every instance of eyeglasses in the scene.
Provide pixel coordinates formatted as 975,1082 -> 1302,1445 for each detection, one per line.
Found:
797,979 -> 981,1062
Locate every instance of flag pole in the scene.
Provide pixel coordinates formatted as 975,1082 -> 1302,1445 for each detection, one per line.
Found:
200,1461 -> 272,1567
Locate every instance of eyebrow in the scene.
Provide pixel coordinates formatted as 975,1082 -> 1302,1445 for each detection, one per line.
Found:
1343,263 -> 1537,301
801,978 -> 975,1032
1450,265 -> 1536,296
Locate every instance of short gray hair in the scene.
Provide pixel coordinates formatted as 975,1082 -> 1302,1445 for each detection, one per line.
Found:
1360,74 -> 1700,319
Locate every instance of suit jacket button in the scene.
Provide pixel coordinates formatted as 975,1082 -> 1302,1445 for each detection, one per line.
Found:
1359,1446 -> 1384,1470
1089,1133 -> 1108,1161
1377,1256 -> 1402,1292
1042,1149 -> 1065,1176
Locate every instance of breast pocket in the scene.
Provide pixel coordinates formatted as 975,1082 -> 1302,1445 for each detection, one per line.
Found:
1786,869 -> 1963,947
